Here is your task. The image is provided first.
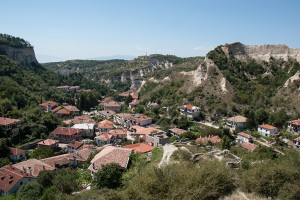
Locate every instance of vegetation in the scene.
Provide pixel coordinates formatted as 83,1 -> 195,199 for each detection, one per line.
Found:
95,163 -> 123,189
0,34 -> 32,48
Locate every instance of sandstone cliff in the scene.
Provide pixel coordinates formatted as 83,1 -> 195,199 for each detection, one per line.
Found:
0,44 -> 38,64
222,42 -> 300,62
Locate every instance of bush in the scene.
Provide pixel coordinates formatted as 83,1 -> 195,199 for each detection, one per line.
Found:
95,163 -> 123,189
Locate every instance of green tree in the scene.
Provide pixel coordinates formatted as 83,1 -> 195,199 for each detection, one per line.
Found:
29,147 -> 54,159
95,163 -> 123,189
52,168 -> 80,194
16,182 -> 42,200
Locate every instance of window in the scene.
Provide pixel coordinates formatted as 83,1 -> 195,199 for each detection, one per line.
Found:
20,181 -> 23,185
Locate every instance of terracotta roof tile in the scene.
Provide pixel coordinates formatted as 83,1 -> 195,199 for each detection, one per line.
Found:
13,159 -> 55,177
67,141 -> 84,149
94,133 -> 112,141
98,120 -> 114,129
169,128 -> 188,135
258,124 -> 278,130
288,119 -> 300,126
9,148 -> 25,156
240,142 -> 257,151
0,117 -> 21,126
37,139 -> 59,146
122,143 -> 154,153
237,132 -> 253,139
227,115 -> 247,123
52,127 -> 82,136
89,146 -> 132,172
39,101 -> 58,108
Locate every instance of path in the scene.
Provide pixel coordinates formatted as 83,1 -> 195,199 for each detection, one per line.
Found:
158,144 -> 178,168
197,121 -> 220,129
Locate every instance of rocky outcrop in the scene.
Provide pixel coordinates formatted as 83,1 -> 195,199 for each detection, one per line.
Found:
222,43 -> 300,62
0,44 -> 38,64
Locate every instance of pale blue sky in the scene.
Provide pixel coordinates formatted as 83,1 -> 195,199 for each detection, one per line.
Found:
1,0 -> 299,62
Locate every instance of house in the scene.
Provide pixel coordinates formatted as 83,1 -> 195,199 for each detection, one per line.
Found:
169,128 -> 188,137
129,125 -> 163,140
63,115 -> 96,125
13,159 -> 55,177
64,106 -> 80,116
147,102 -> 159,109
52,127 -> 83,143
98,110 -> 116,119
66,141 -> 84,153
128,114 -> 153,127
9,148 -> 26,162
240,142 -> 257,151
226,115 -> 247,130
109,129 -> 127,143
257,124 -> 279,137
179,104 -> 200,119
98,120 -> 114,133
41,153 -> 85,168
293,137 -> 300,148
0,117 -> 21,135
56,85 -> 70,91
195,135 -> 221,145
0,165 -> 36,195
37,139 -> 59,149
122,143 -> 154,154
129,99 -> 139,110
72,123 -> 95,137
287,119 -> 300,134
94,133 -> 112,146
88,146 -> 132,177
113,113 -> 132,128
236,132 -> 253,143
103,101 -> 121,112
39,101 -> 58,112
119,90 -> 138,100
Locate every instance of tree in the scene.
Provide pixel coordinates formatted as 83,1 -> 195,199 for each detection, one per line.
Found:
16,182 -> 42,200
29,147 -> 54,159
38,170 -> 56,189
95,163 -> 123,189
52,168 -> 80,194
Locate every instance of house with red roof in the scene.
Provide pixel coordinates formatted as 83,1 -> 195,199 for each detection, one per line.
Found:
195,135 -> 221,145
109,129 -> 127,143
257,124 -> 279,137
0,117 -> 21,135
52,127 -> 83,143
179,104 -> 200,119
9,148 -> 26,162
103,101 -> 121,112
94,133 -> 112,146
39,100 -> 59,112
98,120 -> 114,133
13,159 -> 55,177
37,139 -> 59,149
287,119 -> 300,134
226,115 -> 248,131
0,165 -> 36,194
122,142 -> 154,153
240,142 -> 257,151
169,128 -> 188,137
98,110 -> 116,120
236,132 -> 253,143
66,141 -> 84,153
88,146 -> 132,177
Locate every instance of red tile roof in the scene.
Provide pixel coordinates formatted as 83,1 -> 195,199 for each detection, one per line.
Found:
13,159 -> 55,177
131,125 -> 162,135
98,120 -> 114,129
41,153 -> 85,168
56,108 -> 70,115
129,99 -> 139,105
122,143 -> 154,153
0,117 -> 21,126
288,119 -> 300,126
258,124 -> 278,130
109,129 -> 127,136
9,148 -> 25,156
227,115 -> 247,123
237,132 -> 253,139
64,106 -> 80,112
169,128 -> 188,135
37,139 -> 59,146
180,104 -> 199,111
95,133 -> 112,141
39,101 -> 58,108
52,127 -> 82,136
293,137 -> 300,142
195,136 -> 221,144
88,146 -> 132,172
104,101 -> 121,107
240,142 -> 257,151
0,165 -> 35,193
67,141 -> 84,149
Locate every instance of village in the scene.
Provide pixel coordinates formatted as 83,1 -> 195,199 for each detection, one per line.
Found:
1,87 -> 300,195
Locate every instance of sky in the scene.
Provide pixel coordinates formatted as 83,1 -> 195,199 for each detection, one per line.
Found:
1,0 -> 300,62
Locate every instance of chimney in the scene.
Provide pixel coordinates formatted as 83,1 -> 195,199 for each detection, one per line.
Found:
92,163 -> 95,169
43,165 -> 45,171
